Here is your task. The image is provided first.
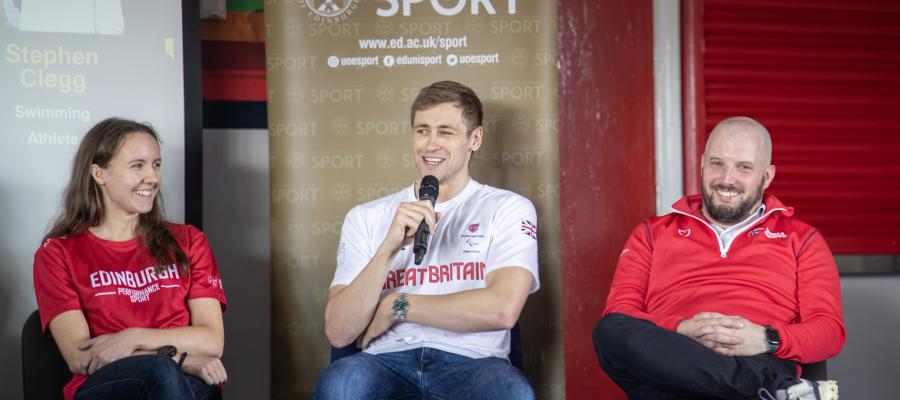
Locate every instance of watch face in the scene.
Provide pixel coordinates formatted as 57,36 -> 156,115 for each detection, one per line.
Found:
766,327 -> 780,344
157,345 -> 177,357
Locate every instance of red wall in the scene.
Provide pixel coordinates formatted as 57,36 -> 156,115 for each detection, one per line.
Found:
558,1 -> 657,398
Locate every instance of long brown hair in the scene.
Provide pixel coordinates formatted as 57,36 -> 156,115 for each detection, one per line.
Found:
45,117 -> 189,272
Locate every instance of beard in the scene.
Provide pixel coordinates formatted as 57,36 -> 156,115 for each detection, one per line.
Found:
701,177 -> 765,225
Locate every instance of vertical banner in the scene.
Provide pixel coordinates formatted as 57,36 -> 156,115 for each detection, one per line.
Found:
266,0 -> 560,398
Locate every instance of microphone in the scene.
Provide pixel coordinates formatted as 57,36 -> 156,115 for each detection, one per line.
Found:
413,175 -> 439,265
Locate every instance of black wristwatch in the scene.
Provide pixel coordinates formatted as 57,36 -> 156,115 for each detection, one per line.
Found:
764,325 -> 780,354
156,345 -> 177,358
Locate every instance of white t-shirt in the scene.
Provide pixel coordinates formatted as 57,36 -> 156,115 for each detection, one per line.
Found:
331,179 -> 540,359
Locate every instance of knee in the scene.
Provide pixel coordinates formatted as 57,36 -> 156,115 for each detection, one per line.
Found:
98,355 -> 185,394
470,364 -> 534,400
314,356 -> 380,400
504,372 -> 535,400
593,314 -> 626,353
593,313 -> 641,365
139,355 -> 183,384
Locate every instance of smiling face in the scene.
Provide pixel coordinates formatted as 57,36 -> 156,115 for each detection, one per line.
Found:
700,118 -> 775,227
90,132 -> 162,223
411,102 -> 483,200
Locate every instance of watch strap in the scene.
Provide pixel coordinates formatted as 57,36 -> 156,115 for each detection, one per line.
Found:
392,293 -> 408,321
764,325 -> 780,354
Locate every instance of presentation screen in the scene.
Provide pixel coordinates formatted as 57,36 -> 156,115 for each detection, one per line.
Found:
0,0 -> 187,341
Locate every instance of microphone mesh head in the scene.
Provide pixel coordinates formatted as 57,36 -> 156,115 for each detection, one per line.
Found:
419,175 -> 439,203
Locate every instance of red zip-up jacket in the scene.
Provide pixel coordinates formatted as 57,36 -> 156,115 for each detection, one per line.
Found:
604,194 -> 845,363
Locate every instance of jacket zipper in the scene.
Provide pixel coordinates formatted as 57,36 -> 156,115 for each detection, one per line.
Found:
672,208 -> 787,258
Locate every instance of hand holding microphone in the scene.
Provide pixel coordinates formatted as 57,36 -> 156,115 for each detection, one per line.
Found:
379,175 -> 440,262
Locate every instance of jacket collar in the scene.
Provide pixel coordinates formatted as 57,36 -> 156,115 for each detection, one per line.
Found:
671,193 -> 794,221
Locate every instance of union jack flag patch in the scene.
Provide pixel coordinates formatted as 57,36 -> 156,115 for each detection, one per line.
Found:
520,220 -> 537,240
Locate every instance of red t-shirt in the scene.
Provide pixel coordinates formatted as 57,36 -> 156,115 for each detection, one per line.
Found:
33,223 -> 227,400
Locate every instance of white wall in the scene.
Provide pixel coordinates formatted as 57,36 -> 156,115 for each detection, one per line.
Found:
653,0 -> 684,215
831,273 -> 900,399
202,128 -> 271,399
0,229 -> 27,398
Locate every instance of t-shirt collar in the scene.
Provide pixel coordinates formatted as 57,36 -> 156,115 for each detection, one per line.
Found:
406,177 -> 481,213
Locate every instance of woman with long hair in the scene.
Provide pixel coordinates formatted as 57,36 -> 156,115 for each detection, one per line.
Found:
33,117 -> 227,400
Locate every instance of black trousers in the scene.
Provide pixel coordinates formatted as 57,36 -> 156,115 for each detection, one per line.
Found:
593,313 -> 798,400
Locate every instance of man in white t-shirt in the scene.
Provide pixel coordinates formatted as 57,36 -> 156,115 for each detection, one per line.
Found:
314,81 -> 540,399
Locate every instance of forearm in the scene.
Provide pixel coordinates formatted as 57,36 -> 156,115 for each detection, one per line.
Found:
604,300 -> 685,332
132,348 -> 227,386
127,325 -> 224,358
402,268 -> 532,333
405,288 -> 524,333
605,275 -> 684,331
324,246 -> 395,346
774,316 -> 845,363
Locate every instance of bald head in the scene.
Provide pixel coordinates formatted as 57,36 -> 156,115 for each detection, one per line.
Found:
700,116 -> 776,227
705,116 -> 772,166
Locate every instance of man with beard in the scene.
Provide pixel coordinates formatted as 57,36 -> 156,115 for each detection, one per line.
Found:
592,117 -> 845,400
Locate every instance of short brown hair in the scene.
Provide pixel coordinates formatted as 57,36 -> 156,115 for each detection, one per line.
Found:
410,81 -> 483,134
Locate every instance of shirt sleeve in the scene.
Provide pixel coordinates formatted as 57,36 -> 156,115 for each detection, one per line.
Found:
484,195 -> 540,293
331,206 -> 374,287
603,222 -> 686,331
771,230 -> 845,363
186,226 -> 227,310
33,239 -> 81,333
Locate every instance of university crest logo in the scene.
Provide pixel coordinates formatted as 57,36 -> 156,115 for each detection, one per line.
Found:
303,0 -> 358,23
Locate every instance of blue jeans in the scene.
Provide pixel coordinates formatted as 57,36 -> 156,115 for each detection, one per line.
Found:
74,355 -> 220,400
314,347 -> 534,400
